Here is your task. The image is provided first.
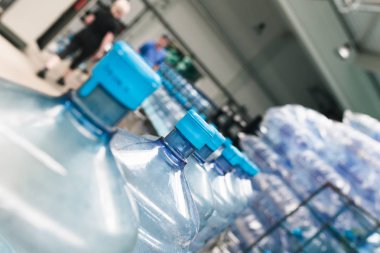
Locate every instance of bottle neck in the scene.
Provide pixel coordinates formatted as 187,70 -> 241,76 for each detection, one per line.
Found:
63,90 -> 129,141
212,156 -> 233,175
163,129 -> 196,160
193,146 -> 213,164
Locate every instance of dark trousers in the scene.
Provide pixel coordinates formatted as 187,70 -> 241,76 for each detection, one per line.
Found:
58,33 -> 98,70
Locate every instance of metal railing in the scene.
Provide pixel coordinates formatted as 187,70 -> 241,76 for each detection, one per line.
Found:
242,182 -> 380,252
204,182 -> 380,253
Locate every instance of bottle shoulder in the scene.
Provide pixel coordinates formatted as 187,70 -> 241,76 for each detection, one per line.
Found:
110,132 -> 200,245
0,87 -> 139,252
111,131 -> 187,171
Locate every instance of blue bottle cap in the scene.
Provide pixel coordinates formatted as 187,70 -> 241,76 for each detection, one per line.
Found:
176,110 -> 213,150
175,94 -> 187,106
291,228 -> 304,239
221,140 -> 242,166
206,125 -> 226,151
199,113 -> 207,120
344,230 -> 356,241
163,80 -> 173,90
79,41 -> 161,110
240,156 -> 260,177
189,107 -> 198,113
223,138 -> 233,148
229,148 -> 245,166
166,84 -> 174,91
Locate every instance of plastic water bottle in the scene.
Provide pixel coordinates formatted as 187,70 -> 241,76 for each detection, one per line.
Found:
205,156 -> 259,249
343,110 -> 380,142
220,210 -> 265,252
239,133 -> 292,177
0,41 -> 161,253
191,152 -> 259,252
241,133 -> 355,223
233,139 -> 375,252
110,110 -> 218,253
252,173 -> 300,227
184,126 -> 226,230
225,156 -> 260,219
237,157 -> 260,201
249,174 -> 322,252
143,82 -> 187,137
189,142 -> 243,252
260,106 -> 380,217
222,155 -> 259,233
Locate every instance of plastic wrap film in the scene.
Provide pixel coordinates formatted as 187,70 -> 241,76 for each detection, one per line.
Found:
343,110 -> 380,142
142,86 -> 186,136
212,105 -> 380,253
258,105 -> 380,217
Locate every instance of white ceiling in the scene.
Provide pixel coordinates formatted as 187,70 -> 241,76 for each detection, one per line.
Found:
193,0 -> 289,61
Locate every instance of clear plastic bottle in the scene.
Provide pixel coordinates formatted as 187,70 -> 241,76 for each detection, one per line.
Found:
111,110 -> 218,253
0,41 -> 161,253
343,110 -> 380,142
225,156 -> 260,220
239,133 -> 292,178
188,149 -> 260,253
189,141 -> 243,252
260,106 -> 380,216
198,156 -> 260,253
237,144 -> 350,252
225,210 -> 265,252
249,174 -> 324,252
240,134 -> 348,223
142,86 -> 186,136
184,126 -> 226,230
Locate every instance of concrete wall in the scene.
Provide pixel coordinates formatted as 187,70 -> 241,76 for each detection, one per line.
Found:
190,0 -> 338,115
249,33 -> 325,109
196,0 -> 288,62
343,11 -> 380,54
2,0 -> 75,44
275,0 -> 380,118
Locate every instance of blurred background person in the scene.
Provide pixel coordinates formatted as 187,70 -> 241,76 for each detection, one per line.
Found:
139,34 -> 170,70
36,0 -> 131,86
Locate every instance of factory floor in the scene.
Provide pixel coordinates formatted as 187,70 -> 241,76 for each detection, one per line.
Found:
0,36 -> 87,95
0,36 -> 155,136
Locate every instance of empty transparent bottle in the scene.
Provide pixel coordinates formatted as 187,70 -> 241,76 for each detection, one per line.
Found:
184,125 -> 226,230
343,110 -> 380,142
0,41 -> 160,253
189,141 -> 243,252
225,156 -> 260,220
202,155 -> 259,250
111,110 -> 218,253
